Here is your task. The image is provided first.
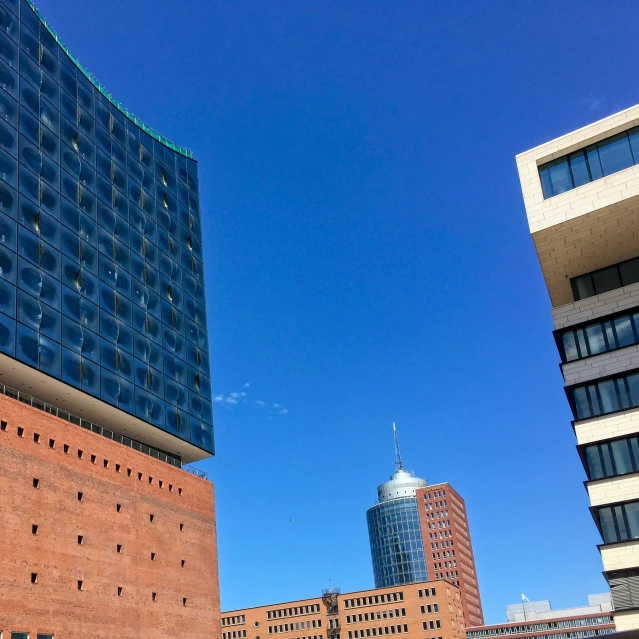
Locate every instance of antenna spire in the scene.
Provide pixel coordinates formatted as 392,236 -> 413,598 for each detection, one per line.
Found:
393,422 -> 404,471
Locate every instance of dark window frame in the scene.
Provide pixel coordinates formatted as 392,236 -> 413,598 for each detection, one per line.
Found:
539,125 -> 639,199
570,257 -> 639,302
554,305 -> 639,363
578,433 -> 639,481
566,367 -> 639,421
591,498 -> 639,544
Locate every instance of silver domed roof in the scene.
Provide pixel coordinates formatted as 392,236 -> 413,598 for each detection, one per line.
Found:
377,468 -> 427,503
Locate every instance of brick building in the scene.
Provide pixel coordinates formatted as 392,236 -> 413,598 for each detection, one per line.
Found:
221,582 -> 465,639
0,0 -> 219,636
0,392 -> 220,638
418,483 -> 483,628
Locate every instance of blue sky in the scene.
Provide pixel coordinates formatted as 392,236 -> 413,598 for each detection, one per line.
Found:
37,0 -> 639,624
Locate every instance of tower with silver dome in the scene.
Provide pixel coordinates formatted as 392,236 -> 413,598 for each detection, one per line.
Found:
366,424 -> 428,588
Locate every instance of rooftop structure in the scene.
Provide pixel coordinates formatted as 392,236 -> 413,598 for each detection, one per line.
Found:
467,594 -> 615,639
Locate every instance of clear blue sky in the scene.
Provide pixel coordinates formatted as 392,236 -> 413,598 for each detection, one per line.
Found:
37,0 -> 639,624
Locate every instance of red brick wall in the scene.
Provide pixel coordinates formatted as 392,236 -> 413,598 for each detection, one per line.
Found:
222,581 -> 466,639
0,393 -> 221,639
418,483 -> 484,628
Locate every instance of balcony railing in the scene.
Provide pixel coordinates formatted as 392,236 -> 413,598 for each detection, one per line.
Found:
0,383 -> 208,480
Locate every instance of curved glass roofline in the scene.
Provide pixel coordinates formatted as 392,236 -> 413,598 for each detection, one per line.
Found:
27,0 -> 194,159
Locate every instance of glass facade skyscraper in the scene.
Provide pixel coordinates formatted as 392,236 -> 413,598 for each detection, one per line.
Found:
0,0 -> 213,460
366,468 -> 428,588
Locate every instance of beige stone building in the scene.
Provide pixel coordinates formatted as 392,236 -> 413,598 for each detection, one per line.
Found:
517,103 -> 639,631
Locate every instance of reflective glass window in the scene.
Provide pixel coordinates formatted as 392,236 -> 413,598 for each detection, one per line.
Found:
611,439 -> 634,475
592,266 -> 621,296
598,132 -> 634,175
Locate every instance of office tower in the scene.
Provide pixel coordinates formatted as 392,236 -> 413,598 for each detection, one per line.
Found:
221,581 -> 466,639
0,0 -> 219,636
517,104 -> 639,631
366,465 -> 429,589
418,483 -> 484,627
366,427 -> 483,629
467,593 -> 615,639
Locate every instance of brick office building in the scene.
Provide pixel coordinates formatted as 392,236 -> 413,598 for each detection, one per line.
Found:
417,483 -> 483,628
221,582 -> 465,639
0,0 -> 219,636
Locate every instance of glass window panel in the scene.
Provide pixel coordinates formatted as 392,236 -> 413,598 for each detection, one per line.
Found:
631,438 -> 639,469
61,314 -> 83,353
630,129 -> 639,165
618,377 -> 632,410
16,320 -> 38,366
614,316 -> 635,347
100,367 -> 121,406
586,445 -> 605,480
60,64 -> 77,97
575,328 -> 591,357
0,208 -> 16,252
587,384 -> 601,416
611,439 -> 634,475
38,333 -> 60,377
592,266 -> 622,296
586,145 -> 603,180
118,376 -> 135,412
0,57 -> 18,99
0,145 -> 17,187
619,258 -> 639,287
0,119 -> 17,160
0,304 -> 15,354
567,330 -> 586,359
599,507 -> 617,543
598,132 -> 635,176
81,356 -> 100,397
0,5 -> 18,42
0,28 -> 18,67
603,321 -> 617,350
615,505 -> 630,541
627,373 -> 639,407
626,502 -> 639,540
569,151 -> 590,187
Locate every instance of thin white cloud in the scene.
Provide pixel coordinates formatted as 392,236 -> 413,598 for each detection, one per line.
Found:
213,386 -> 289,415
582,96 -> 605,112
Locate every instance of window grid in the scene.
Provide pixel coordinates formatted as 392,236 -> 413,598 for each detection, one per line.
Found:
0,0 -> 213,453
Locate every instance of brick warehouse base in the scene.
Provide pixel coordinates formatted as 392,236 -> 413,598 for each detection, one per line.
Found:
0,393 -> 220,638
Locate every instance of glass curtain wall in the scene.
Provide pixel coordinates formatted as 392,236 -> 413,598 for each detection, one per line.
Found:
367,497 -> 428,588
0,0 -> 213,453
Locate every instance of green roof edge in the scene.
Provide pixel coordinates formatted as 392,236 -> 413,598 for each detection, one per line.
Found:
26,0 -> 194,160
